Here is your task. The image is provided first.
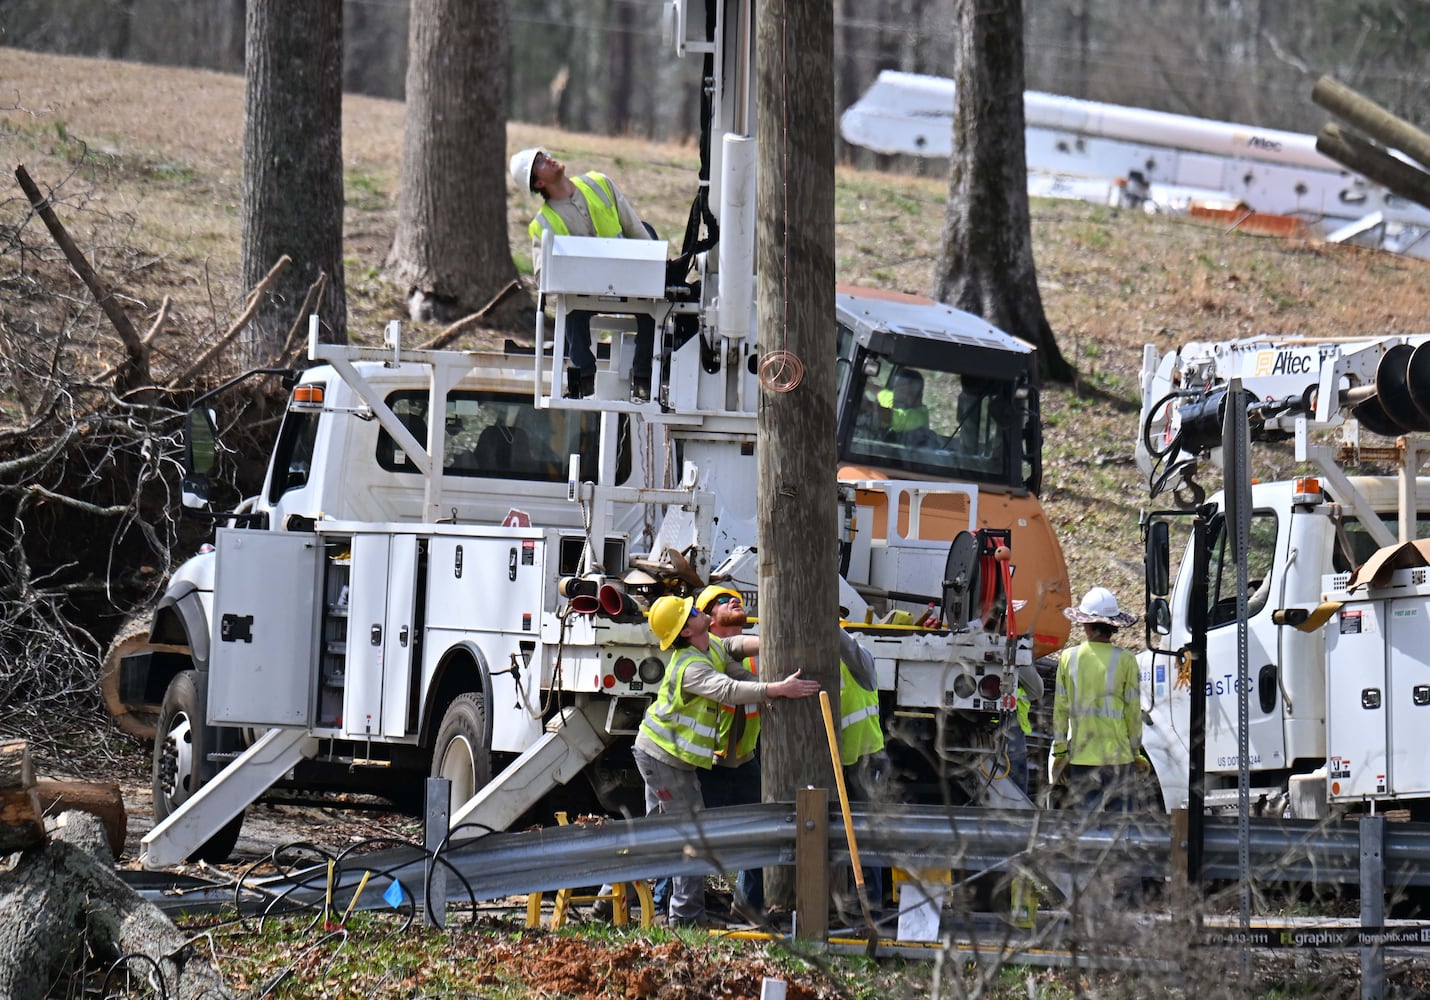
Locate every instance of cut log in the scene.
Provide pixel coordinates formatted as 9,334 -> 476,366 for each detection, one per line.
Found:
0,742 -> 43,854
0,812 -> 235,1000
34,780 -> 127,859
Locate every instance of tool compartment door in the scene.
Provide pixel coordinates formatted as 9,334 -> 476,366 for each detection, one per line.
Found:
208,529 -> 321,726
343,533 -> 419,741
1387,593 -> 1430,795
1325,600 -> 1389,799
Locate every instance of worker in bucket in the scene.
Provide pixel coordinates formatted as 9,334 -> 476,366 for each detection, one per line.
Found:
634,594 -> 820,927
510,147 -> 657,403
1050,586 -> 1144,812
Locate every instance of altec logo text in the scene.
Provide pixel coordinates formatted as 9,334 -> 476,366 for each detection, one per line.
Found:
1253,351 -> 1315,377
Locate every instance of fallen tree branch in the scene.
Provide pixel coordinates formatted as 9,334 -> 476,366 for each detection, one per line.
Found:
417,280 -> 523,350
166,255 -> 291,389
270,270 -> 329,367
14,164 -> 151,395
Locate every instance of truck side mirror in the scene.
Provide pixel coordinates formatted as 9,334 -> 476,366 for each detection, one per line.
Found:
181,408 -> 219,512
1145,519 -> 1170,596
1145,519 -> 1171,637
1148,597 -> 1172,636
185,407 -> 220,478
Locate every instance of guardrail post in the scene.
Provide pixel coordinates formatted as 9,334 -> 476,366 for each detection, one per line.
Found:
424,777 -> 451,929
1361,814 -> 1385,1000
795,786 -> 829,942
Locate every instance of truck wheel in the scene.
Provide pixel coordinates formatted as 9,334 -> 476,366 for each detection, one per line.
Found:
152,670 -> 243,862
432,693 -> 492,806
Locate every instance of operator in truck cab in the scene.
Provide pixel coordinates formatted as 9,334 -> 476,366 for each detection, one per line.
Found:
874,367 -> 932,444
510,146 -> 657,403
1050,586 -> 1144,812
634,594 -> 821,927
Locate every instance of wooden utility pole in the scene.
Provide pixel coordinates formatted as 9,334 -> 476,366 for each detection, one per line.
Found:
1312,76 -> 1430,215
755,0 -> 840,906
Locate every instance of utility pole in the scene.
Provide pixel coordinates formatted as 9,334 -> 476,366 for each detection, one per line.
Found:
755,0 -> 840,905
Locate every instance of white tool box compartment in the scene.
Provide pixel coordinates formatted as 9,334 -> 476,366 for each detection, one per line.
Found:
541,236 -> 669,298
208,529 -> 322,726
1324,566 -> 1430,800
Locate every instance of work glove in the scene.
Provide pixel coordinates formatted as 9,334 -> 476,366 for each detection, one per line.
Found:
867,750 -> 894,786
1050,754 -> 1068,787
1133,754 -> 1151,774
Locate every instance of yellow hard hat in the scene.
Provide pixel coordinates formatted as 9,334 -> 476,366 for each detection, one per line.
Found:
649,594 -> 694,651
509,147 -> 544,193
696,585 -> 742,613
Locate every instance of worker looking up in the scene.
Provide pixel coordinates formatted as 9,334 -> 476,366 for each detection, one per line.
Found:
510,147 -> 657,403
697,585 -> 764,920
1050,587 -> 1143,812
635,595 -> 820,928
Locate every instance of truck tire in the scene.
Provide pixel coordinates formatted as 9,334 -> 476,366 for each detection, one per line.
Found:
431,693 -> 492,807
101,615 -> 163,741
152,670 -> 243,862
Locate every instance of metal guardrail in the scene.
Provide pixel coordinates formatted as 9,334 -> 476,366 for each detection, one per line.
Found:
131,803 -> 1430,917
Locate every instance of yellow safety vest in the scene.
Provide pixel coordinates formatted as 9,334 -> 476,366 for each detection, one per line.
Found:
638,642 -> 725,769
527,172 -> 623,241
875,388 -> 930,433
716,655 -> 762,762
1016,684 -> 1032,736
1052,642 -> 1141,766
839,659 -> 884,766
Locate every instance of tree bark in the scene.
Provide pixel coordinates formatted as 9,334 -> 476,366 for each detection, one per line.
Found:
933,0 -> 1073,384
240,0 -> 347,361
756,0 -> 841,908
384,0 -> 526,329
0,813 -> 235,1000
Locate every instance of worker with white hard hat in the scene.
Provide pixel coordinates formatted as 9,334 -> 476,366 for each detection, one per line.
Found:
632,594 -> 820,927
1050,586 -> 1145,811
509,147 -> 658,403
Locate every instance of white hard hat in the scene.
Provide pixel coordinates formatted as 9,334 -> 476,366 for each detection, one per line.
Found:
1063,586 -> 1138,628
509,147 -> 543,193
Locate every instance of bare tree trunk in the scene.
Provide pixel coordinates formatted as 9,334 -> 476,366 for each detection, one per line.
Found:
756,0 -> 841,908
0,813 -> 235,1000
240,0 -> 347,361
933,0 -> 1072,383
384,0 -> 525,329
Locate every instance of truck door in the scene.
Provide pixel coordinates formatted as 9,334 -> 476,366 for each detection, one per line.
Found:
208,529 -> 321,727
343,533 -> 420,741
1203,509 -> 1287,774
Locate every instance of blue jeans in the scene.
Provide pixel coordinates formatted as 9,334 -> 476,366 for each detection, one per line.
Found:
699,758 -> 764,912
1067,763 -> 1134,813
564,310 -> 654,378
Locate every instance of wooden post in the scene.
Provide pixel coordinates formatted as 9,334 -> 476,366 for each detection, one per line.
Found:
1313,76 -> 1430,173
1315,123 -> 1430,214
795,786 -> 829,942
755,0 -> 842,909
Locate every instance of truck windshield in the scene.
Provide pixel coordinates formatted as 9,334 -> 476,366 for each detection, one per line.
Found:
838,348 -> 1027,488
376,390 -> 620,483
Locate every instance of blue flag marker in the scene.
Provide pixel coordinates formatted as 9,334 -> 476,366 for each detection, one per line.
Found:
384,879 -> 408,909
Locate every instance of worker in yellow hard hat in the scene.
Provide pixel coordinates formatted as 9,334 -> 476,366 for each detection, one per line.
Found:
510,146 -> 657,404
635,594 -> 820,927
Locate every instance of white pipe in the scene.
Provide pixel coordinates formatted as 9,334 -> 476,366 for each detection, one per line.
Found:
717,134 -> 756,342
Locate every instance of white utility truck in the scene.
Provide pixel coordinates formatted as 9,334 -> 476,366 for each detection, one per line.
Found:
1136,333 -> 1430,818
117,0 -> 1066,867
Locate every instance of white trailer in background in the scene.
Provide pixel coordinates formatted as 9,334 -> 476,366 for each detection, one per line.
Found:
840,70 -> 1430,259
